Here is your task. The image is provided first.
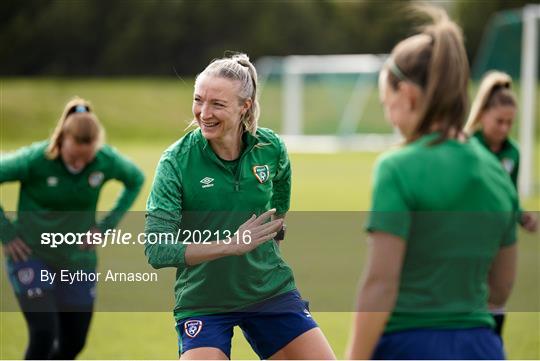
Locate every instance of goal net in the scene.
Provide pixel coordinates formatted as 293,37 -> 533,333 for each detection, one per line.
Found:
255,54 -> 400,153
473,4 -> 539,197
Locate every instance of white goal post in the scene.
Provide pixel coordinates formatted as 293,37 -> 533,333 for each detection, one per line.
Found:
256,54 -> 400,153
519,4 -> 539,197
257,16 -> 538,197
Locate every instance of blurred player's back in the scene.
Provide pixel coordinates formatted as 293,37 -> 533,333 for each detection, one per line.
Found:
369,133 -> 519,333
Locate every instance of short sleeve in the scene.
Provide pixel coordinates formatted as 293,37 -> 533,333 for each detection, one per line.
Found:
500,215 -> 517,247
501,197 -> 519,247
366,157 -> 411,240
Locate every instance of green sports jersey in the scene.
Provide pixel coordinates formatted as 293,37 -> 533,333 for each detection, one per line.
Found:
367,133 -> 519,333
144,128 -> 296,321
473,131 -> 520,187
0,141 -> 144,269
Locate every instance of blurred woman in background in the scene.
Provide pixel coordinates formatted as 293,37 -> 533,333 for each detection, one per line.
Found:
464,71 -> 537,337
347,6 -> 518,360
1,97 -> 144,359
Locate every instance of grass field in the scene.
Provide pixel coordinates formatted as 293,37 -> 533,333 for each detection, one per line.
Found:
2,77 -> 539,143
1,78 -> 539,359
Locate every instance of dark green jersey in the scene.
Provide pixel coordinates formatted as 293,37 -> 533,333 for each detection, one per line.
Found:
145,128 -> 295,320
367,133 -> 519,333
0,141 -> 144,269
473,131 -> 520,187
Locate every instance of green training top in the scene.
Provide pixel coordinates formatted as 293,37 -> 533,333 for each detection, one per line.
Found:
473,131 -> 520,187
0,141 -> 145,269
367,133 -> 519,333
144,128 -> 296,321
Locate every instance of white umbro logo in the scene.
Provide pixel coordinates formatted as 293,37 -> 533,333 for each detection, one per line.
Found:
200,177 -> 214,188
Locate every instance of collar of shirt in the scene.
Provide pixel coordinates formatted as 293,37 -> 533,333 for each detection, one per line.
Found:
195,128 -> 258,169
473,130 -> 511,155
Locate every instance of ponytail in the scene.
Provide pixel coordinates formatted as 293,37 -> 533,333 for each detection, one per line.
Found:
232,53 -> 260,135
46,97 -> 105,159
464,71 -> 516,135
384,5 -> 469,143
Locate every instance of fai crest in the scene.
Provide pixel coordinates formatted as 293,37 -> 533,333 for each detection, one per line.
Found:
501,158 -> 515,174
252,165 -> 270,184
88,171 -> 104,188
18,267 -> 35,285
184,320 -> 203,338
47,176 -> 59,187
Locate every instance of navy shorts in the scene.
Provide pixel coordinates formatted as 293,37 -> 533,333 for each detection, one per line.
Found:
175,290 -> 318,359
7,258 -> 96,311
372,327 -> 505,360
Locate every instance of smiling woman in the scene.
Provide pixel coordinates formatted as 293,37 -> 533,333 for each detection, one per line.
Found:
192,75 -> 252,159
144,53 -> 335,360
190,54 -> 259,161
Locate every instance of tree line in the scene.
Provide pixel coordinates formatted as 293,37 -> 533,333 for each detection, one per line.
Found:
0,0 -> 531,76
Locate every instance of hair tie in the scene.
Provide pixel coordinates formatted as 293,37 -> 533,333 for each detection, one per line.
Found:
74,105 -> 89,113
387,58 -> 407,82
236,59 -> 249,68
492,82 -> 510,94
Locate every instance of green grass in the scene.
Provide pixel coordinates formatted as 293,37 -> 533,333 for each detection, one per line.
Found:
1,78 -> 540,359
2,77 -> 539,144
0,77 -> 392,144
1,144 -> 539,359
